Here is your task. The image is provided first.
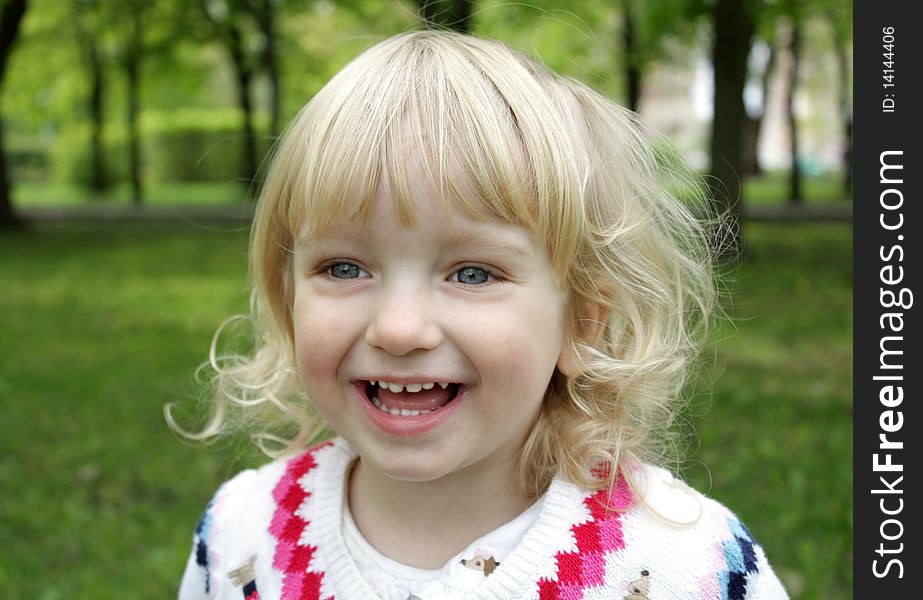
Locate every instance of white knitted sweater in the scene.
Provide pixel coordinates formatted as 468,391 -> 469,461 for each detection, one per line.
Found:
178,438 -> 788,600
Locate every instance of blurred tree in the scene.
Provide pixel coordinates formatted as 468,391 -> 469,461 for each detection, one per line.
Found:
827,0 -> 851,197
708,0 -> 757,260
249,0 -> 280,136
617,0 -> 705,111
777,0 -> 850,203
0,0 -> 27,230
79,0 -> 194,204
116,0 -> 146,205
71,0 -> 110,193
200,0 -> 282,192
620,0 -> 642,111
201,0 -> 257,190
635,0 -> 850,254
418,0 -> 472,32
743,0 -> 851,201
741,31 -> 776,176
784,15 -> 802,204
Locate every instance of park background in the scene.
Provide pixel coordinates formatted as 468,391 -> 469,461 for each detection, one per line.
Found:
0,0 -> 852,598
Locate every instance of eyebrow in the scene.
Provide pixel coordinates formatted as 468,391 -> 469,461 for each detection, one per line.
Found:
295,223 -> 539,262
443,231 -> 537,261
294,223 -> 366,253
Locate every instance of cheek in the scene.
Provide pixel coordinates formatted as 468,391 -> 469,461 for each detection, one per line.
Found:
292,293 -> 360,382
520,293 -> 567,358
469,303 -> 565,387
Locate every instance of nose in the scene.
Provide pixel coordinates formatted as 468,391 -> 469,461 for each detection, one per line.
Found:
365,284 -> 444,356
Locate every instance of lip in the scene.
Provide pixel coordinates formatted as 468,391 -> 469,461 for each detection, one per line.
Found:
352,380 -> 465,436
363,376 -> 457,386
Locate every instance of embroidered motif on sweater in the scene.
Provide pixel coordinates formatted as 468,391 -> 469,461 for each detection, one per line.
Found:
623,569 -> 651,599
536,474 -> 633,599
229,556 -> 261,600
268,442 -> 334,600
460,548 -> 500,576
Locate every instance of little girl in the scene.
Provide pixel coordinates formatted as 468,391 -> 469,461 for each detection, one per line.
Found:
176,31 -> 788,600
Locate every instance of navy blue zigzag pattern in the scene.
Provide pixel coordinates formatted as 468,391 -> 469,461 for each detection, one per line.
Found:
724,517 -> 760,600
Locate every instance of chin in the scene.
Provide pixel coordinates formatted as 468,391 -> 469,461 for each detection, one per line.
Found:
356,443 -> 462,484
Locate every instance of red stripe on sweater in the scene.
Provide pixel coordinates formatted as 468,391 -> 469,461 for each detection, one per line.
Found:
537,475 -> 633,599
268,441 -> 334,600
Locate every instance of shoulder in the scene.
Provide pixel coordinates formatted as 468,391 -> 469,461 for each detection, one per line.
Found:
536,465 -> 789,599
178,439 -> 352,600
616,465 -> 789,599
199,438 -> 348,529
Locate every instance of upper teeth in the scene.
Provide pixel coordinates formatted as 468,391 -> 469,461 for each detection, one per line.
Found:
373,380 -> 450,393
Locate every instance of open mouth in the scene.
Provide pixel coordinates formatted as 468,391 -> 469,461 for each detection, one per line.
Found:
360,379 -> 462,417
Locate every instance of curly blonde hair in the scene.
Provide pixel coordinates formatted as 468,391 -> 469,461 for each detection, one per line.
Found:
170,31 -> 716,499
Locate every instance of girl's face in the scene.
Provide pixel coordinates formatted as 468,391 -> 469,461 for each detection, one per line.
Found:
291,176 -> 569,487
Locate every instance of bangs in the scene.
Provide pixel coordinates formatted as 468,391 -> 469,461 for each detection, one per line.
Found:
270,32 -> 586,274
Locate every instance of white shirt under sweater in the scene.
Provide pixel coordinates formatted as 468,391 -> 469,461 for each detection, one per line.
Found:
178,438 -> 789,599
342,496 -> 541,600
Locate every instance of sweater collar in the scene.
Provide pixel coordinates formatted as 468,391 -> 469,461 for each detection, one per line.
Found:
294,438 -> 603,600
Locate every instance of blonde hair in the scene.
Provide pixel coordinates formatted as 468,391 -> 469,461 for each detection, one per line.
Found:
171,31 -> 716,499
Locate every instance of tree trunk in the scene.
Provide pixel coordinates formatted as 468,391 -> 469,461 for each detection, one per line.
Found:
0,0 -> 28,231
126,7 -> 144,205
228,25 -> 258,189
786,20 -> 802,204
741,115 -> 760,175
202,2 -> 259,192
418,0 -> 473,33
829,10 -> 852,197
0,101 -> 20,229
87,37 -> 108,193
708,0 -> 756,261
622,0 -> 642,112
73,1 -> 109,195
253,0 -> 280,137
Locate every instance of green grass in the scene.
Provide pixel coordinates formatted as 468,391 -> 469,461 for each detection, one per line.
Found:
0,221 -> 851,598
743,171 -> 850,204
0,222 -> 256,596
686,223 -> 853,598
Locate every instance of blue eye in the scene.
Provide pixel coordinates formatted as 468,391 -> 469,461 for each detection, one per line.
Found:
328,262 -> 361,279
454,266 -> 491,285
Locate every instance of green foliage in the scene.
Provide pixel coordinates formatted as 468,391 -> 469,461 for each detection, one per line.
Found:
4,0 -> 853,202
143,110 -> 273,183
4,0 -> 421,193
475,0 -> 622,98
49,123 -> 126,189
6,139 -> 49,182
0,221 -> 851,598
45,110 -> 275,187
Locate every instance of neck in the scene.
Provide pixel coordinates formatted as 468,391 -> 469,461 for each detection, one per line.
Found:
347,455 -> 531,570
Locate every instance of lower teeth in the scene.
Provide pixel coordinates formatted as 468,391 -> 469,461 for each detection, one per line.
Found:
372,397 -> 432,417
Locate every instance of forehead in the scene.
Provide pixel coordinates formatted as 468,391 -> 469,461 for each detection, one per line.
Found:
296,176 -> 540,259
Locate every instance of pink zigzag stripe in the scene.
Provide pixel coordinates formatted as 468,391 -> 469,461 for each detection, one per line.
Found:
268,442 -> 334,600
537,475 -> 632,600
